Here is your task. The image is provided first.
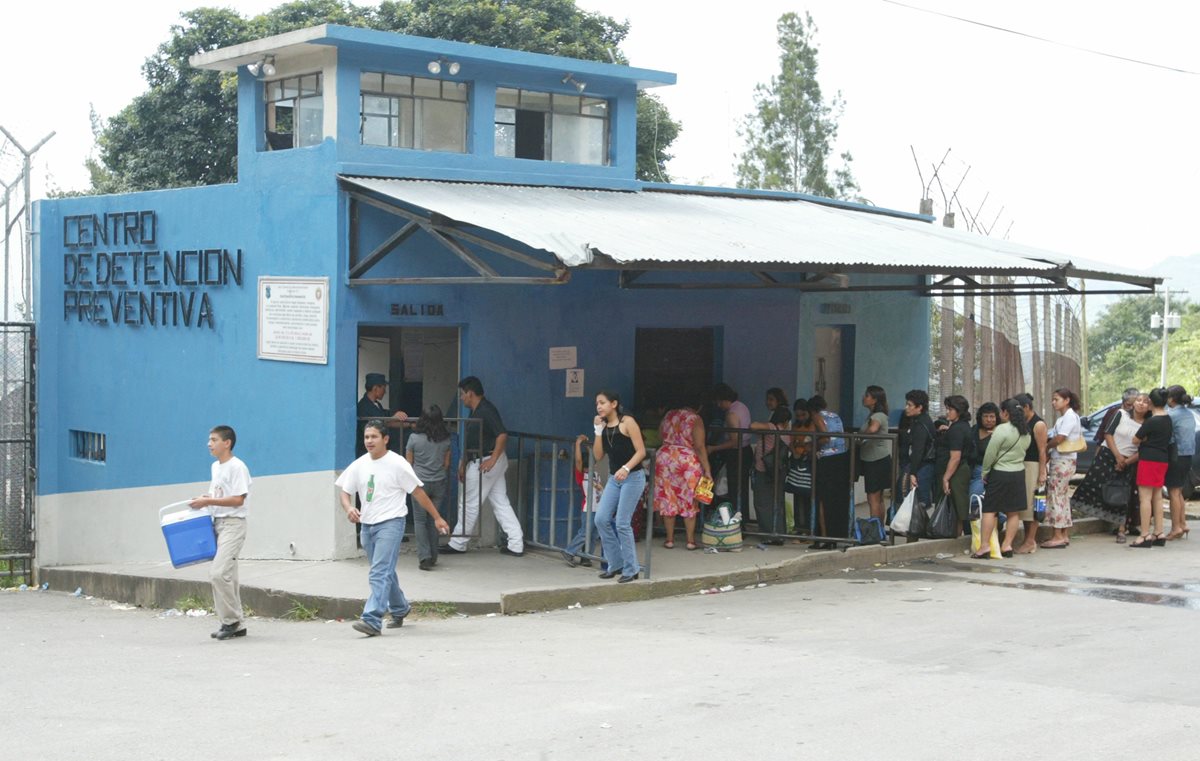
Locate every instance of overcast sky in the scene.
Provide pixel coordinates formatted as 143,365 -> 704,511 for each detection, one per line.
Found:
2,0 -> 1196,273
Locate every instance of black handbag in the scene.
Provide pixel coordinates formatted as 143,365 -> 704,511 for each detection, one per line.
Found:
1101,473 -> 1132,508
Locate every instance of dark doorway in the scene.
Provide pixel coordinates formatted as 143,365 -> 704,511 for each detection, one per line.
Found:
634,327 -> 718,413
813,325 -> 856,418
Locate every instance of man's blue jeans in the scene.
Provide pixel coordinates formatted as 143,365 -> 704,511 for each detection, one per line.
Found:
595,469 -> 645,577
360,516 -> 411,630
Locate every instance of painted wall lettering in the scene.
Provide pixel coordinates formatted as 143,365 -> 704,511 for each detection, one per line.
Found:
61,210 -> 244,329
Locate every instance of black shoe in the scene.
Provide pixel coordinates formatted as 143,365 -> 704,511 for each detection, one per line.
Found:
598,570 -> 619,579
560,550 -> 577,567
500,546 -> 525,557
210,622 -> 235,639
618,573 -> 640,583
578,557 -> 593,567
214,625 -> 247,641
439,545 -> 467,554
352,620 -> 382,637
418,558 -> 433,571
386,614 -> 406,629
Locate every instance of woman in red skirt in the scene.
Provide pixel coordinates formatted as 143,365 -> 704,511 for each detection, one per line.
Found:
1130,387 -> 1172,548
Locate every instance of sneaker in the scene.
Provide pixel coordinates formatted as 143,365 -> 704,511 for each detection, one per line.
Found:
500,546 -> 525,557
418,558 -> 433,571
386,614 -> 406,629
214,625 -> 247,641
210,622 -> 235,639
578,557 -> 593,567
560,550 -> 577,567
352,620 -> 381,637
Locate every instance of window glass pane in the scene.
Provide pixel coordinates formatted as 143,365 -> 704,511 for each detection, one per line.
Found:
362,95 -> 391,115
520,89 -> 551,112
296,95 -> 324,147
444,81 -> 468,102
416,99 -> 467,153
412,77 -> 440,98
553,94 -> 580,114
383,74 -> 411,95
301,74 -> 320,95
361,114 -> 391,146
495,124 -> 515,157
280,78 -> 300,100
581,97 -> 608,117
495,87 -> 519,108
494,106 -> 516,125
398,98 -> 414,148
551,113 -> 606,165
360,71 -> 382,93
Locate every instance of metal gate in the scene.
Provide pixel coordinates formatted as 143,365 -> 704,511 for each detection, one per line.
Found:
0,322 -> 34,586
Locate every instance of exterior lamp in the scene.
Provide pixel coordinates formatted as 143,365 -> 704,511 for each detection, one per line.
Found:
427,57 -> 461,76
561,73 -> 587,93
247,56 -> 276,78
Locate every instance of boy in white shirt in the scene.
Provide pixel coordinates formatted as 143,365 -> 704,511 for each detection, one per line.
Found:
189,425 -> 252,641
337,420 -> 449,637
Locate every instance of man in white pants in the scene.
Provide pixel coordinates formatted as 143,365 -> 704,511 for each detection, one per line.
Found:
445,376 -> 525,556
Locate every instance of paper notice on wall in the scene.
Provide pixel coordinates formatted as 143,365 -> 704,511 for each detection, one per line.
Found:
566,368 -> 585,398
549,346 -> 577,370
258,276 -> 329,364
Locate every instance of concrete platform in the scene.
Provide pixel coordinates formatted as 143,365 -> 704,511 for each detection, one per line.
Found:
39,519 -> 1111,617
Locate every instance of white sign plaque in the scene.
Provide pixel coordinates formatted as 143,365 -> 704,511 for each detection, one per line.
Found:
566,368 -> 585,398
549,346 -> 577,370
258,276 -> 329,364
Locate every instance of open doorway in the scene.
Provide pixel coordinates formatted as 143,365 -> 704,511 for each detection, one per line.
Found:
357,326 -> 461,420
813,325 -> 856,418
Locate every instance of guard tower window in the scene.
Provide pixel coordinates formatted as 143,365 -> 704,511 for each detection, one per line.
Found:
265,73 -> 324,150
494,88 -> 608,165
360,73 -> 468,153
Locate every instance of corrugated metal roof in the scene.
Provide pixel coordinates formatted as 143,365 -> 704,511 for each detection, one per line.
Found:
340,177 -> 1152,286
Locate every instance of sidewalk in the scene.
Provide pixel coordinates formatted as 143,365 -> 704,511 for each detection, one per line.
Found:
40,522 -> 1111,617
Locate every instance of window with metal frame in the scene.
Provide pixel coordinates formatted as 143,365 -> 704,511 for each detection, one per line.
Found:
494,87 -> 608,165
70,430 -> 106,463
265,73 -> 323,150
359,72 -> 468,153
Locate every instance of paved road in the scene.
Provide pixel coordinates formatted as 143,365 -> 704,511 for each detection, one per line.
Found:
3,533 -> 1198,760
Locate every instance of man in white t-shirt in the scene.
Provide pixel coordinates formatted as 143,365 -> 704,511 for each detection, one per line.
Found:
189,425 -> 252,641
336,420 -> 449,637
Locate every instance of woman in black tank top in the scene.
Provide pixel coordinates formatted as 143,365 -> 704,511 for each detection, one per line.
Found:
591,390 -> 647,582
1015,393 -> 1048,555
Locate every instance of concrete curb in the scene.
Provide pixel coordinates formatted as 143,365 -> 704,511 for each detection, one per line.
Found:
39,519 -> 1113,618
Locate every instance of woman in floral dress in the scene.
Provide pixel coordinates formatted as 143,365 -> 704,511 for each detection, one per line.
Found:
654,401 -> 711,550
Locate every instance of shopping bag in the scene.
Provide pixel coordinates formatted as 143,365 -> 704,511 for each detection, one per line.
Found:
853,516 -> 887,545
908,498 -> 929,538
889,489 -> 916,535
969,496 -> 1002,558
926,495 -> 958,539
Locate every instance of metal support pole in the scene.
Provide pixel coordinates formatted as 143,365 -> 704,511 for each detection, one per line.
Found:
1160,285 -> 1171,387
0,127 -> 54,320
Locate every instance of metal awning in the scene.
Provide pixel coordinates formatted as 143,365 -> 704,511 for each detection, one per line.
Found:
339,177 -> 1160,295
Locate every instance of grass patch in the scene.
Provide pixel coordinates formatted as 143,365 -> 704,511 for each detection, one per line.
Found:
282,599 -> 320,621
410,601 -> 458,618
242,603 -> 255,618
175,593 -> 213,612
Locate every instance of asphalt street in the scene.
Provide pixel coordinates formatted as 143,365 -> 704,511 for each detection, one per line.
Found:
4,533 -> 1198,761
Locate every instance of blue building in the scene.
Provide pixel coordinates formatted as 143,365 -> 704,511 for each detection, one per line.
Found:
32,25 -> 1152,565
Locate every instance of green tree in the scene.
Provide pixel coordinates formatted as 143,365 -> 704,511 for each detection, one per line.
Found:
635,93 -> 680,183
1087,294 -> 1200,404
735,11 -> 858,200
88,0 -> 678,192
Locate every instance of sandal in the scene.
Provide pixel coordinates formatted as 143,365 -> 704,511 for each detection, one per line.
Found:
1115,533 -> 1127,544
686,542 -> 699,551
662,541 -> 675,549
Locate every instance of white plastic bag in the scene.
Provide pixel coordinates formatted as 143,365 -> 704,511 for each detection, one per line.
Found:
889,488 -> 916,535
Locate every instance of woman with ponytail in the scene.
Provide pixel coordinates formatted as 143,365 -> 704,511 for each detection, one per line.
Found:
1165,385 -> 1195,540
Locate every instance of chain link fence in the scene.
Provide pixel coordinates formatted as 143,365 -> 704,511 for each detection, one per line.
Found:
0,323 -> 34,586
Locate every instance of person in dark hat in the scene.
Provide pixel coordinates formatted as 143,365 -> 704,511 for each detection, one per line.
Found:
356,373 -> 409,457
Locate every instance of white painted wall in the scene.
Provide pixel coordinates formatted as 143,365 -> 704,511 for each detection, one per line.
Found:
36,470 -> 359,566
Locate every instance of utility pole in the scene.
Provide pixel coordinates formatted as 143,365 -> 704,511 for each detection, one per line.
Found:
1080,281 -> 1088,411
1152,284 -> 1183,388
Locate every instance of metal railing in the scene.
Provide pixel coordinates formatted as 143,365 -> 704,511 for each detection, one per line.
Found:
708,424 -> 899,549
508,431 -> 657,580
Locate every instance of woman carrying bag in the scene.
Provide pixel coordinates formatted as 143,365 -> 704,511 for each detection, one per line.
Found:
1040,388 -> 1083,549
973,398 -> 1031,558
